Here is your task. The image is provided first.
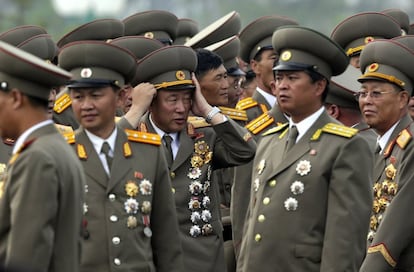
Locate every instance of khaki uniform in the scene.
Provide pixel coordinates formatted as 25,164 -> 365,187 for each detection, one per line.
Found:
0,124 -> 85,272
74,126 -> 183,272
238,112 -> 373,271
361,115 -> 414,271
120,114 -> 255,272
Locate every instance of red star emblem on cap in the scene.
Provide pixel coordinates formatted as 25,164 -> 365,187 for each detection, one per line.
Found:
176,70 -> 185,80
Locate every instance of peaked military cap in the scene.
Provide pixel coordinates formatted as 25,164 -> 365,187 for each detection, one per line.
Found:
185,11 -> 241,49
110,36 -> 165,86
382,8 -> 410,34
331,12 -> 401,57
17,34 -> 57,62
134,45 -> 197,90
272,26 -> 348,79
0,25 -> 47,46
327,65 -> 361,109
205,36 -> 244,76
174,18 -> 199,45
58,41 -> 137,88
0,40 -> 71,100
239,15 -> 298,63
123,10 -> 178,45
358,39 -> 414,95
57,18 -> 124,48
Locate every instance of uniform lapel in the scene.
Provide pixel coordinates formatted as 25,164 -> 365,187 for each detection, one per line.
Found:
76,128 -> 109,187
107,128 -> 131,192
171,129 -> 193,171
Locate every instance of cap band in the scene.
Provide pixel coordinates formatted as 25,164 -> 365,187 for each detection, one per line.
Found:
346,45 -> 364,56
359,72 -> 405,88
154,80 -> 194,90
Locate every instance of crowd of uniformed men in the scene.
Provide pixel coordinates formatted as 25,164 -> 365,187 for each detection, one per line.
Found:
0,6 -> 413,272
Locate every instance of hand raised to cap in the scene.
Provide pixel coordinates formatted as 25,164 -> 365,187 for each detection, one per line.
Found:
123,82 -> 156,128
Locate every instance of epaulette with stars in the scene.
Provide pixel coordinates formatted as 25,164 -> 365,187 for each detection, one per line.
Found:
218,106 -> 248,121
187,116 -> 211,128
236,97 -> 258,110
55,123 -> 75,144
246,112 -> 276,135
311,123 -> 358,140
124,129 -> 161,146
53,92 -> 72,114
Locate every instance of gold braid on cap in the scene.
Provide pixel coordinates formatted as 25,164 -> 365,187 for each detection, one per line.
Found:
154,80 -> 193,89
360,72 -> 405,88
346,45 -> 364,56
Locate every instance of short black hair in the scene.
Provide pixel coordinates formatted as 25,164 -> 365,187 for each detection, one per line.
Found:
304,70 -> 329,102
194,48 -> 224,79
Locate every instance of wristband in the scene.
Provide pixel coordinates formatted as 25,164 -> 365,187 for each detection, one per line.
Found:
205,106 -> 221,123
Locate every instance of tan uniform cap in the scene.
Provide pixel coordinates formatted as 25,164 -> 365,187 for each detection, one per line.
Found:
358,39 -> 414,95
205,36 -> 244,76
0,40 -> 71,100
0,25 -> 47,46
173,18 -> 199,45
185,11 -> 241,49
58,41 -> 137,88
272,25 -> 348,79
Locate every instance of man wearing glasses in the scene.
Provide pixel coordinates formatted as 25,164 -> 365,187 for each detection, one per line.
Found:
357,39 -> 414,271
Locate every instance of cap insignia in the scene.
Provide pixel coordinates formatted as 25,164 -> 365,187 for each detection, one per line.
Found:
364,36 -> 375,44
176,70 -> 186,80
368,63 -> 379,73
144,32 -> 154,39
80,68 -> 92,78
281,51 -> 292,61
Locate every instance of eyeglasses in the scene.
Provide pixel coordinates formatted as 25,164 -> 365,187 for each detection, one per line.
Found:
232,78 -> 244,90
354,90 -> 397,101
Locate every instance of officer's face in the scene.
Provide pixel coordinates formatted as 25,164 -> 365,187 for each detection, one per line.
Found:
251,49 -> 277,92
150,89 -> 192,133
227,75 -> 243,107
408,97 -> 414,120
70,86 -> 120,138
358,81 -> 408,136
198,65 -> 229,106
275,71 -> 326,123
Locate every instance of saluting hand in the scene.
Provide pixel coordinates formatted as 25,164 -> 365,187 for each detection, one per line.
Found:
124,83 -> 156,128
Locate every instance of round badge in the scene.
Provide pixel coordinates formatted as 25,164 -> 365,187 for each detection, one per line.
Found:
144,32 -> 154,39
281,51 -> 292,61
368,63 -> 379,72
364,36 -> 375,44
176,70 -> 186,80
80,68 -> 92,78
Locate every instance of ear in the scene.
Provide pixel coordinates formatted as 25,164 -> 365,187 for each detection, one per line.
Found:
399,90 -> 410,108
326,104 -> 340,119
314,79 -> 327,97
270,80 -> 277,96
250,59 -> 259,74
9,88 -> 24,110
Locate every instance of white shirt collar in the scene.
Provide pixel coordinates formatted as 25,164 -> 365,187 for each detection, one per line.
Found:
85,126 -> 117,157
377,121 -> 400,153
149,114 -> 179,158
13,120 -> 54,154
256,87 -> 276,108
289,107 -> 325,143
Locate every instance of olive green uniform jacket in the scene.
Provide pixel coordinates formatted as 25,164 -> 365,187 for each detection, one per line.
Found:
237,111 -> 373,272
120,115 -> 256,272
0,123 -> 85,272
74,126 -> 183,272
360,114 -> 414,272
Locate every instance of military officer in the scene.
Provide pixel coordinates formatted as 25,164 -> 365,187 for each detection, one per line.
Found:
54,18 -> 125,129
58,41 -> 183,272
0,41 -> 86,272
325,65 -> 378,151
331,12 -> 401,69
237,26 -> 373,271
236,15 -> 298,123
356,39 -> 414,271
121,45 -> 256,272
123,10 -> 178,46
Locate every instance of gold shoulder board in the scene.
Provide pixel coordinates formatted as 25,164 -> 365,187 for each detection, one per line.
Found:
187,116 -> 211,128
61,131 -> 75,144
53,93 -> 72,114
262,123 -> 288,136
124,129 -> 161,146
236,97 -> 258,110
313,123 -> 358,140
396,128 -> 412,149
245,112 -> 275,135
219,106 -> 248,121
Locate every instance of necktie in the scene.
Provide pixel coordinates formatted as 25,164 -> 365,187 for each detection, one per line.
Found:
101,141 -> 113,171
163,134 -> 173,168
284,125 -> 298,155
